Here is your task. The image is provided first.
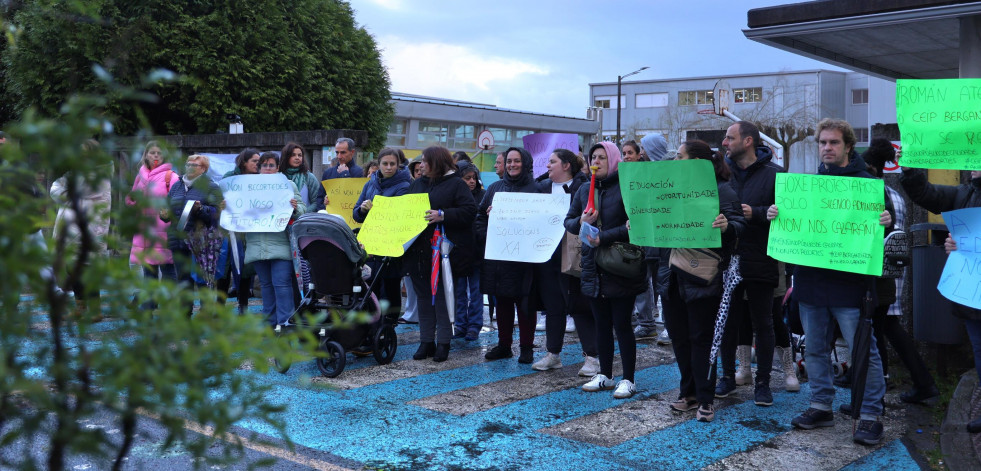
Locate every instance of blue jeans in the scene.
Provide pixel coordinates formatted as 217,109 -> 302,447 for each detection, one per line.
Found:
799,302 -> 885,419
454,271 -> 482,335
253,259 -> 295,326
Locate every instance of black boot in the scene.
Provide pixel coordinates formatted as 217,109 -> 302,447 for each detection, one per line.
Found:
433,343 -> 450,362
413,342 -> 436,360
968,417 -> 981,434
518,346 -> 534,364
485,344 -> 513,360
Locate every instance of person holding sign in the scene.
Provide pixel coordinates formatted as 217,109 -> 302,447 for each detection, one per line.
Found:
243,153 -> 305,328
767,119 -> 892,445
403,146 -> 477,363
661,140 -> 745,421
312,137 -> 364,212
353,148 -> 412,317
216,148 -> 260,314
715,122 -> 786,405
898,150 -> 981,433
564,142 -> 647,399
279,142 -> 320,207
478,147 -> 541,364
161,154 -> 223,317
531,149 -> 600,375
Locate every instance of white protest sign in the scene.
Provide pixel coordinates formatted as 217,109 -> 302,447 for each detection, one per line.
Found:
485,192 -> 571,263
219,173 -> 295,232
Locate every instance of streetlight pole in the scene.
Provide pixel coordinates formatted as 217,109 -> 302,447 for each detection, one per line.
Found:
615,66 -> 648,145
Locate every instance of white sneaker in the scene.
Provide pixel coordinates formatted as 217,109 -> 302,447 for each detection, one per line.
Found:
532,352 -> 562,371
613,379 -> 636,399
582,374 -> 614,392
565,317 -> 576,333
656,329 -> 672,345
578,356 -> 600,377
535,313 -> 547,331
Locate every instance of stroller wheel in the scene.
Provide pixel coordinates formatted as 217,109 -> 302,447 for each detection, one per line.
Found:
317,340 -> 346,378
373,324 -> 398,365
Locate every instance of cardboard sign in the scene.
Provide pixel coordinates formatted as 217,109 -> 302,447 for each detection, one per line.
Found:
356,194 -> 430,257
896,78 -> 981,170
219,174 -> 296,232
484,192 -> 571,263
322,177 -> 369,229
619,160 -> 721,248
938,208 -> 981,309
767,173 -> 885,276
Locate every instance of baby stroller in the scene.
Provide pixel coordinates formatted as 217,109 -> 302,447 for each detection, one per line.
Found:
283,213 -> 399,378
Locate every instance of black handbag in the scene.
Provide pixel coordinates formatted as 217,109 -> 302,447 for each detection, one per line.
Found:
594,241 -> 646,279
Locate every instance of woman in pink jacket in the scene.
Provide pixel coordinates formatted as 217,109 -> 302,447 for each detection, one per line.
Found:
128,141 -> 177,302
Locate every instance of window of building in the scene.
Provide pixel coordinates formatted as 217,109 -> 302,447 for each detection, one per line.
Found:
852,88 -> 869,105
678,90 -> 713,106
417,121 -> 447,147
855,127 -> 869,143
512,130 -> 535,146
386,119 -> 407,147
594,95 -> 625,109
447,124 -> 476,149
635,93 -> 669,108
733,87 -> 763,103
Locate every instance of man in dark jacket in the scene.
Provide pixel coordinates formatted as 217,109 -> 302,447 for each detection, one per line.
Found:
716,121 -> 785,406
312,137 -> 364,212
899,154 -> 981,433
767,119 -> 893,446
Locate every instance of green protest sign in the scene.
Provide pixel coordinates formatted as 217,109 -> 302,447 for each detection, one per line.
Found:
619,160 -> 720,248
767,173 -> 885,276
896,78 -> 981,170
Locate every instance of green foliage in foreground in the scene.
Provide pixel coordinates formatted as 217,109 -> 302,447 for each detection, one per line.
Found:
0,73 -> 323,470
1,0 -> 394,150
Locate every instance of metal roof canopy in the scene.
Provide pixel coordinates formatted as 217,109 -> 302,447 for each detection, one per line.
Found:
744,0 -> 981,80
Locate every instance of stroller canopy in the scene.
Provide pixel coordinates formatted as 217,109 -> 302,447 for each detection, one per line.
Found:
293,213 -> 367,265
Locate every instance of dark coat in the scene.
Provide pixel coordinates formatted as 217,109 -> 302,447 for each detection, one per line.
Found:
537,173 -> 587,267
311,162 -> 365,212
792,152 -> 890,308
165,175 -> 222,251
901,168 -> 981,320
404,171 -> 477,279
564,171 -> 647,299
725,146 -> 783,286
352,167 -> 411,223
477,148 -> 539,297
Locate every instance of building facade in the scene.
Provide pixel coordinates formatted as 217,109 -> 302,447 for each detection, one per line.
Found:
589,70 -> 897,174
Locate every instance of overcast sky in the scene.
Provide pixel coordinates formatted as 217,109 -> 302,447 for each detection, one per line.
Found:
348,0 -> 843,118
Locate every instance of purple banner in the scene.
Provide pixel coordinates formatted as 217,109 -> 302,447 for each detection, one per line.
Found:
522,133 -> 579,178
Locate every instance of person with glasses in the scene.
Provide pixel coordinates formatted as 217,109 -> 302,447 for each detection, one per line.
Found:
161,154 -> 223,317
244,152 -> 305,328
312,137 -> 364,212
216,148 -> 261,313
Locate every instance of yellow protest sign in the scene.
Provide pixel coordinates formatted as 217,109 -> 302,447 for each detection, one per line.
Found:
356,194 -> 430,257
322,178 -> 369,228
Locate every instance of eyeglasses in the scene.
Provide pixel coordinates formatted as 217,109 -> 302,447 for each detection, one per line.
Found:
260,163 -> 278,169
185,162 -> 200,168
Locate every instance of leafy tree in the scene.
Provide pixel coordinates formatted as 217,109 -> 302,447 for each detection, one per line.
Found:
0,63 -> 324,469
2,0 -> 393,150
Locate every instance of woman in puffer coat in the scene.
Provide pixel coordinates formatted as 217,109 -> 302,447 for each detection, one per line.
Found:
353,147 -> 412,317
477,147 -> 540,363
564,142 -> 646,399
662,140 -> 745,423
128,141 -> 176,298
244,152 -> 306,328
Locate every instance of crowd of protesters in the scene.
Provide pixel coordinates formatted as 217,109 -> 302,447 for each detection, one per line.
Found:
47,120 -> 981,447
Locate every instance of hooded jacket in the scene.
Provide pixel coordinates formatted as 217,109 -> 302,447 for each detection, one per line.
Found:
352,166 -> 412,223
404,170 -> 477,278
725,145 -> 784,285
641,133 -> 669,161
900,168 -> 981,320
563,142 -> 646,299
128,162 -> 175,265
793,151 -> 890,308
477,147 -> 540,297
51,165 -> 113,256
